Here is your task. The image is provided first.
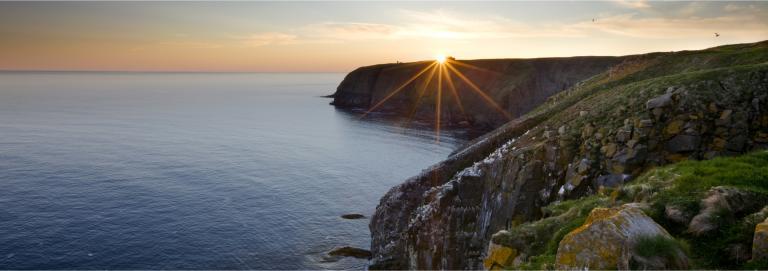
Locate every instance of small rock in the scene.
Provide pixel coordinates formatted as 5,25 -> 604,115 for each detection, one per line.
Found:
726,135 -> 748,152
582,124 -> 595,138
708,102 -> 719,113
543,129 -> 556,139
665,120 -> 685,135
579,110 -> 589,117
627,139 -> 639,148
601,143 -> 618,157
753,218 -> 768,261
646,93 -> 674,109
666,134 -> 700,153
341,214 -> 366,219
593,174 -> 630,189
716,110 -> 733,126
713,137 -> 727,150
327,246 -> 372,259
577,158 -> 591,174
665,205 -> 692,225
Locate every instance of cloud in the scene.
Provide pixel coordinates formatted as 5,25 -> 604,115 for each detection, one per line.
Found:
613,0 -> 651,10
236,6 -> 767,46
300,22 -> 397,40
244,32 -> 298,46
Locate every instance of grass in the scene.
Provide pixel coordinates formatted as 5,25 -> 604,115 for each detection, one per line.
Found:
641,151 -> 768,214
507,151 -> 768,269
626,151 -> 768,268
634,235 -> 689,260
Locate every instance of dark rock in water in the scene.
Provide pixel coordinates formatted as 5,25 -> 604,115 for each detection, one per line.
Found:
341,213 -> 366,219
328,246 -> 372,259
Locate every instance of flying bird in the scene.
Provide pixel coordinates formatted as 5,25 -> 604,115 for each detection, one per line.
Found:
715,33 -> 720,37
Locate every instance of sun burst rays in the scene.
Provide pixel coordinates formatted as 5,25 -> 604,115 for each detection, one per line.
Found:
359,57 -> 511,142
360,62 -> 437,118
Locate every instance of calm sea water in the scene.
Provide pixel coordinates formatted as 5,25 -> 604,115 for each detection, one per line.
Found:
0,72 -> 466,269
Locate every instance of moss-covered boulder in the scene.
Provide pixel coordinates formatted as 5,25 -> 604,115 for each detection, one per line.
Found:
555,204 -> 688,270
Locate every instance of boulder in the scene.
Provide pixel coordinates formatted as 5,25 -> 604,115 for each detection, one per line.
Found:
555,204 -> 688,270
689,186 -> 764,236
483,233 -> 518,270
753,218 -> 768,261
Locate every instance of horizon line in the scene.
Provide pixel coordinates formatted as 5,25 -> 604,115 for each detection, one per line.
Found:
0,69 -> 349,74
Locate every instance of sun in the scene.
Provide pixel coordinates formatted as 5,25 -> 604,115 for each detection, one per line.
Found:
435,54 -> 447,64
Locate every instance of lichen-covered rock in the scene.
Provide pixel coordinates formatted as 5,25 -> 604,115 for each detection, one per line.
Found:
555,204 -> 688,270
483,232 -> 518,270
753,218 -> 768,261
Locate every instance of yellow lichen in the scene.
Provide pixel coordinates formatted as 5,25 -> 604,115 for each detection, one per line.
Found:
483,243 -> 517,269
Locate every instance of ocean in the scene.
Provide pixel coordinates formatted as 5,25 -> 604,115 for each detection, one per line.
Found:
0,72 -> 466,269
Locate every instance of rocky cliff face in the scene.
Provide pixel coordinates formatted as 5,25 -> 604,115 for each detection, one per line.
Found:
331,57 -> 623,130
365,41 -> 768,269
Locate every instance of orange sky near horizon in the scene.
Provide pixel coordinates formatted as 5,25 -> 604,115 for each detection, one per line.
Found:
1,1 -> 767,72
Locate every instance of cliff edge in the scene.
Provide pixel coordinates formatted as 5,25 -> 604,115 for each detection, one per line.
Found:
331,57 -> 623,130
358,40 -> 768,269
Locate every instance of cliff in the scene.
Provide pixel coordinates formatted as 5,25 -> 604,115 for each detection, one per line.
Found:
331,57 -> 624,130
360,40 -> 768,269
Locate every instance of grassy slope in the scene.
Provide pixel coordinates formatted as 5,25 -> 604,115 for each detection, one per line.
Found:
505,151 -> 768,270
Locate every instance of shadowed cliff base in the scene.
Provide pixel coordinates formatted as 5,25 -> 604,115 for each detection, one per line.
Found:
350,40 -> 768,269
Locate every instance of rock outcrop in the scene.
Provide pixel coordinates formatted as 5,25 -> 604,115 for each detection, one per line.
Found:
689,186 -> 765,236
754,218 -> 768,261
555,204 -> 689,270
331,57 -> 623,130
365,41 -> 768,269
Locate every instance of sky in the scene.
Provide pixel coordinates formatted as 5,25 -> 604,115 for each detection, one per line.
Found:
1,1 -> 767,72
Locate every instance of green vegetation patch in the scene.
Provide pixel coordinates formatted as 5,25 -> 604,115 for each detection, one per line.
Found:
625,151 -> 768,268
634,235 -> 690,260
